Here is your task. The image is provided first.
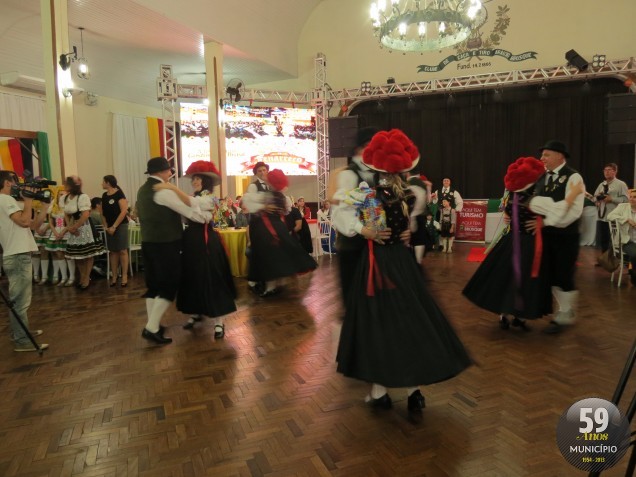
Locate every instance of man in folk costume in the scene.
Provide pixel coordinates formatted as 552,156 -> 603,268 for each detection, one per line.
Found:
242,161 -> 270,294
431,177 -> 463,251
136,157 -> 212,345
528,141 -> 585,334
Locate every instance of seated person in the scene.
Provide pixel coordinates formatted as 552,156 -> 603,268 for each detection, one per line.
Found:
607,189 -> 636,285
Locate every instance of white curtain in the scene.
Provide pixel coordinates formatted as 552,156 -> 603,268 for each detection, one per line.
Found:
112,113 -> 150,207
0,92 -> 46,132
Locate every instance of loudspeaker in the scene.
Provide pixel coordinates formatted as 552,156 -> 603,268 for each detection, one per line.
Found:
607,94 -> 636,144
328,116 -> 359,157
565,49 -> 589,71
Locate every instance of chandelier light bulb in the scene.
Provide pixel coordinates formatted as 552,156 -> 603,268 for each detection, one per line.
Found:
370,3 -> 378,20
369,0 -> 488,52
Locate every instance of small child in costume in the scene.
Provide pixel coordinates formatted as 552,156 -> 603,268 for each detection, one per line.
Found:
439,199 -> 456,253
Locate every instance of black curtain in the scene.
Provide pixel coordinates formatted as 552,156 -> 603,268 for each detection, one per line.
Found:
350,78 -> 634,198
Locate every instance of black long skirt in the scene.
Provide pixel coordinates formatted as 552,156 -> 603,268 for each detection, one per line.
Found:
177,223 -> 237,318
462,231 -> 552,319
248,213 -> 317,282
336,241 -> 471,388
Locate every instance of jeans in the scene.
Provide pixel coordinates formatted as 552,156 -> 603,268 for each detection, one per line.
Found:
3,253 -> 33,345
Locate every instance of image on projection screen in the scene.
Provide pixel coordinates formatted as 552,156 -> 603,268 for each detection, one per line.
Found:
224,104 -> 317,176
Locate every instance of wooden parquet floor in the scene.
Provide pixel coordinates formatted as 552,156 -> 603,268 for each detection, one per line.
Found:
0,245 -> 634,477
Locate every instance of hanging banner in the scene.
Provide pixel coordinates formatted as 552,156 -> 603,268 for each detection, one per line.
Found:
456,200 -> 488,242
417,49 -> 537,73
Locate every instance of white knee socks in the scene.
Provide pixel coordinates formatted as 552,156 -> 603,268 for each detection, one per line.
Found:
371,383 -> 388,399
414,245 -> 425,262
146,297 -> 172,333
66,259 -> 75,281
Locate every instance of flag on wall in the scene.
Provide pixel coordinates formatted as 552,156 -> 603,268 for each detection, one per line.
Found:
0,132 -> 51,179
146,117 -> 165,158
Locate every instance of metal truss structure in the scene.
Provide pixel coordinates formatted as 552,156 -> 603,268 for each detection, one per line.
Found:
161,99 -> 179,185
329,58 -> 636,108
160,57 -> 635,200
240,89 -> 312,105
313,53 -> 329,202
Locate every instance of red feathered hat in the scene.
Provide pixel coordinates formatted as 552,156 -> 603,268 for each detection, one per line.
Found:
185,160 -> 221,186
362,129 -> 420,173
267,169 -> 289,192
504,157 -> 545,192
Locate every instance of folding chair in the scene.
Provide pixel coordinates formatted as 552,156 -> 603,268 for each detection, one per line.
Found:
609,220 -> 625,287
128,225 -> 142,276
95,226 -> 110,282
317,216 -> 333,254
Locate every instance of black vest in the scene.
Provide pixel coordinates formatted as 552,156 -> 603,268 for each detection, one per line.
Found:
533,164 -> 580,235
136,178 -> 183,242
253,180 -> 268,192
438,187 -> 457,209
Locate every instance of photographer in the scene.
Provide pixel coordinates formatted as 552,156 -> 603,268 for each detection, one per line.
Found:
590,163 -> 628,254
0,171 -> 49,351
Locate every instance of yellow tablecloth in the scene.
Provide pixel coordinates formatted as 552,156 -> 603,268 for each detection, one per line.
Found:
216,228 -> 248,277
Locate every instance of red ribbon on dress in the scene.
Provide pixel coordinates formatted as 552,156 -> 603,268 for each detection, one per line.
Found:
261,214 -> 281,245
531,216 -> 543,278
365,240 -> 395,296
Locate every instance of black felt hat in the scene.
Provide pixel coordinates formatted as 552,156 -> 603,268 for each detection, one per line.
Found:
538,140 -> 570,158
145,157 -> 173,174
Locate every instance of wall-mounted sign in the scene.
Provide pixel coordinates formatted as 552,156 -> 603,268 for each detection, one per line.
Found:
417,4 -> 537,73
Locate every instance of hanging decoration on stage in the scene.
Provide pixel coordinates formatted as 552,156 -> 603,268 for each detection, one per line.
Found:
417,4 -> 537,73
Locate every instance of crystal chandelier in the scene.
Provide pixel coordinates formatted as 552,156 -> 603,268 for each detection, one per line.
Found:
370,0 -> 488,52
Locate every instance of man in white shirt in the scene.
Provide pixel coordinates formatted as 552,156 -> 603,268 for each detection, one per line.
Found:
528,141 -> 585,334
136,157 -> 211,345
432,178 -> 464,212
590,163 -> 628,254
0,171 -> 49,351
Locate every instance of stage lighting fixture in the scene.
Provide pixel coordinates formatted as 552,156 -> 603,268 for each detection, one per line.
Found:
59,46 -> 77,71
592,54 -> 606,69
376,100 -> 385,112
493,89 -> 503,103
538,83 -> 548,99
407,96 -> 416,110
447,93 -> 456,107
565,49 -> 589,71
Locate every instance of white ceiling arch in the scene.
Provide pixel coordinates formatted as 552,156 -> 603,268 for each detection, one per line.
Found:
0,0 -> 324,107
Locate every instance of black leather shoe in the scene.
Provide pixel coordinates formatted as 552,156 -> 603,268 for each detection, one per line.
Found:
499,315 -> 510,330
542,321 -> 562,334
407,390 -> 426,412
511,317 -> 531,331
214,324 -> 225,339
183,315 -> 203,329
142,328 -> 172,344
368,393 -> 392,410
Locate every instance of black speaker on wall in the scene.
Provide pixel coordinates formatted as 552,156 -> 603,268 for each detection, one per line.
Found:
565,49 -> 589,71
328,116 -> 359,157
607,93 -> 636,144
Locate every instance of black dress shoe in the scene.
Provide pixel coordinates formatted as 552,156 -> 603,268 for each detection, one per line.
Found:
183,315 -> 203,329
511,317 -> 531,331
142,328 -> 172,344
499,315 -> 510,330
214,324 -> 225,339
368,393 -> 392,410
407,390 -> 426,412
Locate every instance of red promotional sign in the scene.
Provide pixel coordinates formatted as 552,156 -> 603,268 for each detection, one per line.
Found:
456,200 -> 488,242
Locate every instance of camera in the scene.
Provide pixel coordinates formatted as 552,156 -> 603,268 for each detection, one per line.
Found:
595,193 -> 607,201
8,171 -> 56,203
